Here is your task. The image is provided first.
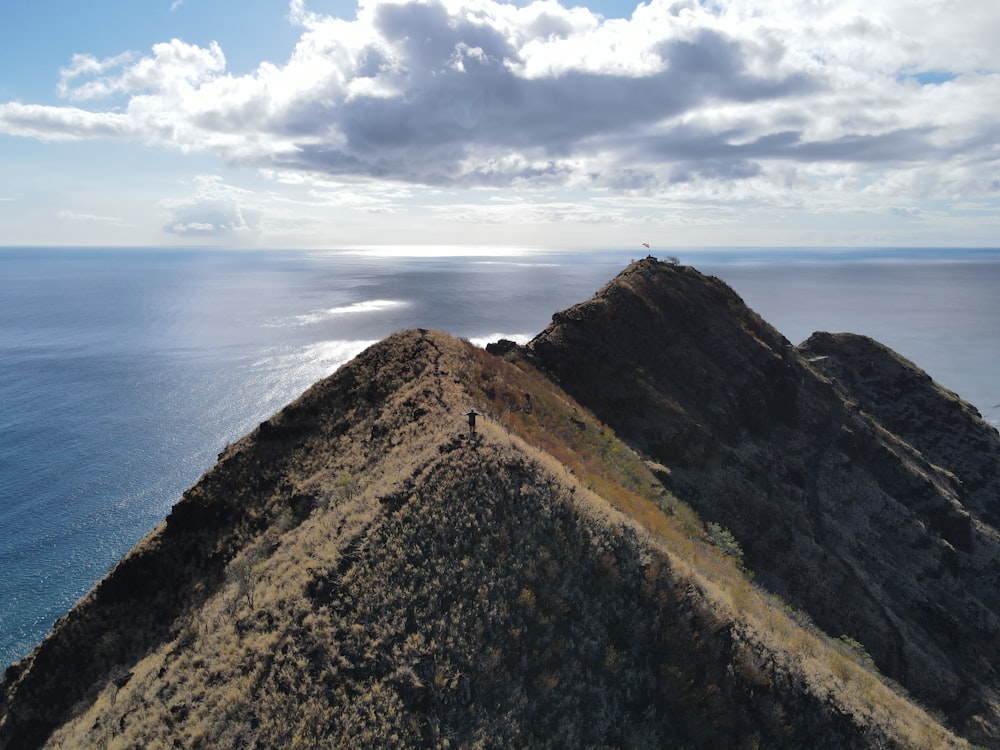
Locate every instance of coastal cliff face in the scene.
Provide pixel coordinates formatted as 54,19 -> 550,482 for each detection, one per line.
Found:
0,259 -> 994,749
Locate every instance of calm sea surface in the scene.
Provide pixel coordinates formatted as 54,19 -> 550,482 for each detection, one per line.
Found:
2,246 -> 998,669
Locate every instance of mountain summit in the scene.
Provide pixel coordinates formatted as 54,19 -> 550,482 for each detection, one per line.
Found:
3,258 -> 997,749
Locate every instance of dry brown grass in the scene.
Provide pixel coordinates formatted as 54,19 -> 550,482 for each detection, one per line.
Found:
465,343 -> 968,750
28,332 -> 969,749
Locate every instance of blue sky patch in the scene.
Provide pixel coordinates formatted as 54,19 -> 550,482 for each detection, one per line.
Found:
908,71 -> 958,86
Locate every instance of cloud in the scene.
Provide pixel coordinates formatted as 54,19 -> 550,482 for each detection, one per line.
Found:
432,198 -> 630,225
57,40 -> 225,102
2,0 -> 998,215
56,51 -> 138,99
58,211 -> 129,225
159,175 -> 262,236
0,102 -> 132,141
888,206 -> 923,219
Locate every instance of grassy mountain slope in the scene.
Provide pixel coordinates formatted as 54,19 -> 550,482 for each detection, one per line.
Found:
0,271 -> 980,748
526,257 -> 1000,745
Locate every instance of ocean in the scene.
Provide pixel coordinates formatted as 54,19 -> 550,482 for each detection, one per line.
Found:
2,246 -> 999,671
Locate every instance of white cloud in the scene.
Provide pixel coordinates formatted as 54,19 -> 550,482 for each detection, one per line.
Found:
159,174 -> 262,236
2,0 -> 998,233
432,198 -> 629,225
0,102 -> 133,140
58,210 -> 129,225
58,40 -> 226,102
57,51 -> 138,99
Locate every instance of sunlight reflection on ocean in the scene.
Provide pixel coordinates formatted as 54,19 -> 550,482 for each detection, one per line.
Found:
279,300 -> 411,327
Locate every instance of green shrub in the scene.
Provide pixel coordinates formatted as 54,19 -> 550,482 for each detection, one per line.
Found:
706,522 -> 745,570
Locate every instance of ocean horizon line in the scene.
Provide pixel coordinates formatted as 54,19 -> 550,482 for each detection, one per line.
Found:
2,244 -> 999,258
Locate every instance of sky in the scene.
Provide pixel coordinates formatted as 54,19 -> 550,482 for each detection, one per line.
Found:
0,0 -> 998,249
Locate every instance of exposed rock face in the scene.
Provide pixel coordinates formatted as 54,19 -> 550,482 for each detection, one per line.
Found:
527,257 -> 1000,744
1,261 -> 993,749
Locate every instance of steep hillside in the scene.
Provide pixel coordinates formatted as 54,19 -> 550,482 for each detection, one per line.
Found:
0,326 -> 967,749
526,257 -> 1000,745
799,331 -> 1000,527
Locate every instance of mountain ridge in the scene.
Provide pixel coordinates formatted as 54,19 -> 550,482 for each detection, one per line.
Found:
523,257 -> 1000,744
2,258 -> 996,748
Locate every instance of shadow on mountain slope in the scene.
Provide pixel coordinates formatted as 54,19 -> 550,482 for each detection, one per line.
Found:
525,257 -> 1000,745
